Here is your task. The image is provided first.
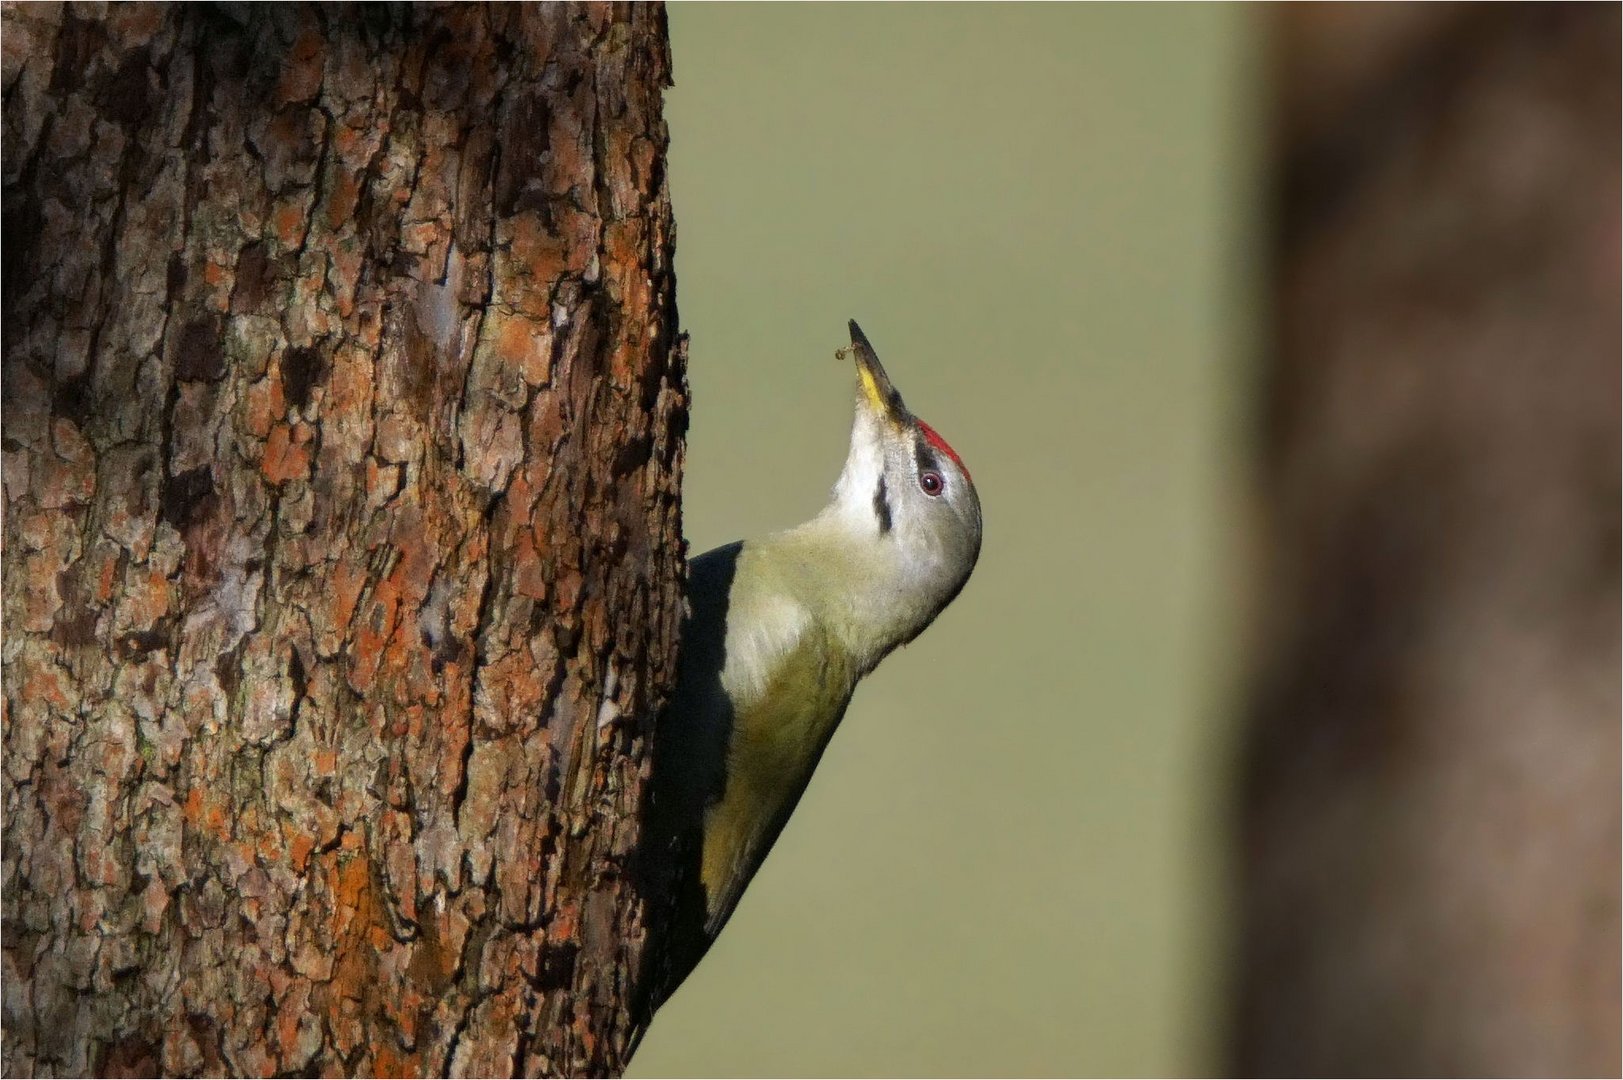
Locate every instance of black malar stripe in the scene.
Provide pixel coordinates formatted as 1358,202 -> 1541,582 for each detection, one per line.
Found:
873,474 -> 893,534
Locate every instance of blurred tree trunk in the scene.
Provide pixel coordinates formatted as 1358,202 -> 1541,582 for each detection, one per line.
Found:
2,4 -> 685,1076
1236,4 -> 1619,1076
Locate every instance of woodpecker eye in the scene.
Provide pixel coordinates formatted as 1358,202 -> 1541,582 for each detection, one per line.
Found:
919,470 -> 944,497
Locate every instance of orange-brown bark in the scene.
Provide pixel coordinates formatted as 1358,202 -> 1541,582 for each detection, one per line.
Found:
2,4 -> 686,1075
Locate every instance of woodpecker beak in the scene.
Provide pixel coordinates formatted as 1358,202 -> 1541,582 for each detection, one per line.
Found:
845,320 -> 909,425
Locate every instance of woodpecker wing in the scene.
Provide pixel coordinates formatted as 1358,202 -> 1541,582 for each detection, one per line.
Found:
700,597 -> 856,937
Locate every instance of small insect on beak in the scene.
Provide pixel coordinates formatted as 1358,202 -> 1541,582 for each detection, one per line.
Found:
840,319 -> 911,426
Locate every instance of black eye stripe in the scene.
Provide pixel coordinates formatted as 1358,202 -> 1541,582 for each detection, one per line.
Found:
913,438 -> 939,478
873,475 -> 892,534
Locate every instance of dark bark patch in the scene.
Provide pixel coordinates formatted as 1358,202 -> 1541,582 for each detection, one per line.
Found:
48,10 -> 103,96
53,372 -> 95,427
282,345 -> 327,411
94,47 -> 156,130
612,433 -> 651,475
51,605 -> 100,648
288,646 -> 308,702
536,940 -> 580,991
495,94 -> 551,217
117,626 -> 171,660
174,315 -> 226,382
1,187 -> 41,323
254,105 -> 324,193
231,242 -> 273,314
94,1032 -> 160,1078
161,465 -> 216,528
215,650 -> 242,703
399,311 -> 439,414
129,454 -> 157,519
454,132 -> 500,254
166,252 -> 187,298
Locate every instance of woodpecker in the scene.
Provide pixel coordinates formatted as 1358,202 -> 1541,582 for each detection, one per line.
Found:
639,320 -> 982,1020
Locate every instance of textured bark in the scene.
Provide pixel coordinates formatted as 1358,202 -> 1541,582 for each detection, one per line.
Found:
2,4 -> 685,1076
1235,5 -> 1619,1076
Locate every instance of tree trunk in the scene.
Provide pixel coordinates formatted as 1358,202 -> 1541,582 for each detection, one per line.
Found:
2,4 -> 686,1076
1235,5 -> 1619,1075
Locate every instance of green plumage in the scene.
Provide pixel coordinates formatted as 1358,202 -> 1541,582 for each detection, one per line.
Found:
639,537 -> 863,1018
692,540 -> 862,934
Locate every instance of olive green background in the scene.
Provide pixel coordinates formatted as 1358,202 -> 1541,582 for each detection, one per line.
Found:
632,6 -> 1259,1076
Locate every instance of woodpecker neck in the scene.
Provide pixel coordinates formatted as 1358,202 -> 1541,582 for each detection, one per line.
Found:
765,516 -> 914,674
771,471 -> 971,673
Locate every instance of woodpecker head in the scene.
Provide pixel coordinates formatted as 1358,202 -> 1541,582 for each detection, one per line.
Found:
828,320 -> 982,644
